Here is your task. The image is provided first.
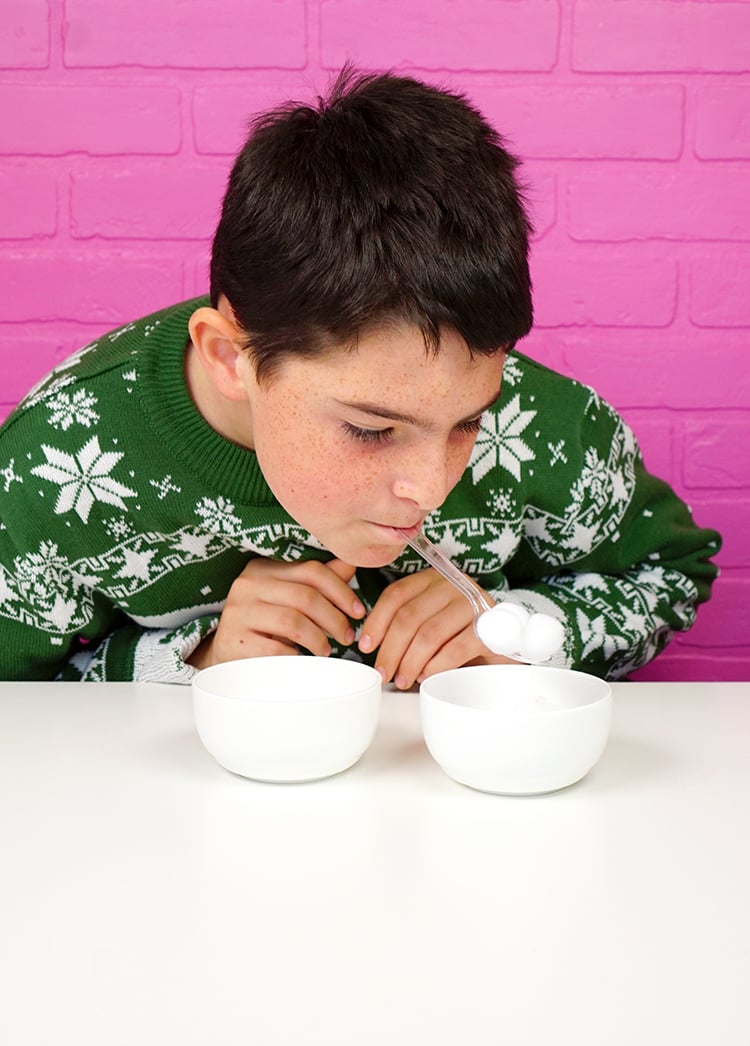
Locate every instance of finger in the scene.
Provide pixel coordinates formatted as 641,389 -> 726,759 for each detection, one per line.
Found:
358,571 -> 434,655
382,601 -> 474,689
323,559 -> 366,619
324,558 -> 358,585
372,585 -> 459,686
232,565 -> 360,645
237,557 -> 362,618
207,622 -> 301,665
289,559 -> 365,619
248,590 -> 355,652
410,626 -> 489,683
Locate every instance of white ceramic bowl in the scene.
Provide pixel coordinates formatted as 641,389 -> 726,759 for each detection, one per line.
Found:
420,664 -> 612,795
193,657 -> 382,783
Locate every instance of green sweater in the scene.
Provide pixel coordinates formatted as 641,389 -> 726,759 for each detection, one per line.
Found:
0,298 -> 720,682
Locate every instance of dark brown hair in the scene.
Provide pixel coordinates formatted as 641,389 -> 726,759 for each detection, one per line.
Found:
210,66 -> 533,382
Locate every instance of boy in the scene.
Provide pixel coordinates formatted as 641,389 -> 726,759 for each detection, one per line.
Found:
0,68 -> 721,683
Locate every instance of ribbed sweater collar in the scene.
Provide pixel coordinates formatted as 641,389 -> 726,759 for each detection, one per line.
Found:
136,297 -> 280,508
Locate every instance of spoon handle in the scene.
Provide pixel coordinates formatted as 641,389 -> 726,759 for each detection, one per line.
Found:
397,529 -> 564,666
396,529 -> 493,621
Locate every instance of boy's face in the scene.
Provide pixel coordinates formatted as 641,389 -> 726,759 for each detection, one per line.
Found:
242,323 -> 504,568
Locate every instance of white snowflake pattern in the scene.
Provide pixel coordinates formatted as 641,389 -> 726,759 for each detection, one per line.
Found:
0,568 -> 17,606
150,475 -> 181,500
501,355 -> 524,387
115,544 -> 157,583
548,439 -> 568,467
469,394 -> 537,484
102,515 -> 136,541
46,387 -> 100,431
195,496 -> 242,536
2,458 -> 23,493
488,487 -> 518,518
19,373 -> 76,413
13,542 -> 82,631
31,436 -> 137,523
568,448 -> 609,510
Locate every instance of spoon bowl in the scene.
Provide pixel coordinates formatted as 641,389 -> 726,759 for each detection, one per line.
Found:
397,529 -> 565,663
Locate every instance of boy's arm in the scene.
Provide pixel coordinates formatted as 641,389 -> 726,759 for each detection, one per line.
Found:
0,550 -> 219,681
498,434 -> 721,681
55,617 -> 220,682
0,519 -> 361,681
0,486 -> 217,681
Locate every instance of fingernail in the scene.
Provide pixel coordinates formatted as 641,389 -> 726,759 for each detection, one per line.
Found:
395,675 -> 409,690
352,600 -> 366,617
375,665 -> 388,682
359,634 -> 373,653
345,627 -> 355,645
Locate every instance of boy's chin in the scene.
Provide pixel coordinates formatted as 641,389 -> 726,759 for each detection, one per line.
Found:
330,543 -> 406,569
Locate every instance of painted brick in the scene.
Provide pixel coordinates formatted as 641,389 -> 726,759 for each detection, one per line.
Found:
573,1 -> 750,73
189,252 -> 213,299
514,163 -> 557,242
468,84 -> 683,160
192,78 -> 315,154
0,168 -> 57,238
633,651 -> 749,683
70,165 -> 227,241
0,333 -> 59,404
529,329 -> 750,411
530,248 -> 677,327
0,253 -> 184,325
568,169 -> 750,242
63,0 -> 306,68
695,86 -> 750,160
691,254 -> 750,328
0,0 -> 49,68
0,86 -> 181,156
320,0 -> 560,72
0,324 -> 112,422
682,417 -> 750,490
0,0 -> 747,682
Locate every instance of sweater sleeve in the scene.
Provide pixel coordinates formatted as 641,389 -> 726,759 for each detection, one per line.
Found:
499,404 -> 721,680
0,511 -> 218,681
56,615 -> 219,682
0,456 -> 221,682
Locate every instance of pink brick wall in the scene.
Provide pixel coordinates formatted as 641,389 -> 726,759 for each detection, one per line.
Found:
1,0 -> 747,680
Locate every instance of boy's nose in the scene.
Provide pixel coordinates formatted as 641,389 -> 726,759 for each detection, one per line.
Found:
391,453 -> 453,513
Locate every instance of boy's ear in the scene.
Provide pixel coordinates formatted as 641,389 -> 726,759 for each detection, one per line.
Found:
187,306 -> 250,401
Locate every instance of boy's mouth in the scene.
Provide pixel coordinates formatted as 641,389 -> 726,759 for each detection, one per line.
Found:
369,521 -> 424,542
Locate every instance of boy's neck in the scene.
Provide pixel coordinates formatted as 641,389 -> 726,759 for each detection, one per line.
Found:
184,339 -> 255,451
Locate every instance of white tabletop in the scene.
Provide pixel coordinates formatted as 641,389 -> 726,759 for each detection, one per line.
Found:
1,680 -> 749,1046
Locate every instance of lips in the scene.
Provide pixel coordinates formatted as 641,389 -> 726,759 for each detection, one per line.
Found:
393,522 -> 423,537
370,521 -> 424,539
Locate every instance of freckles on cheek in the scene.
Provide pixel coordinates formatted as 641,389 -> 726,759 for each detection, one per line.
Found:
322,447 -> 381,503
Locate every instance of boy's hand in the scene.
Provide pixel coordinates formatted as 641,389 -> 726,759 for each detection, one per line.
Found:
359,569 -> 516,689
188,558 -> 365,670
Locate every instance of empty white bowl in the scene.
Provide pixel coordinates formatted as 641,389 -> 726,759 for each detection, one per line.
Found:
193,657 -> 382,783
420,665 -> 612,795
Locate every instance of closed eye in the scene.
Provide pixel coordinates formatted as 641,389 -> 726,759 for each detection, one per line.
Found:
341,422 -> 394,445
455,415 -> 484,436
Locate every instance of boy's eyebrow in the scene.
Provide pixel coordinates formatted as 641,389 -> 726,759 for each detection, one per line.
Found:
331,386 -> 503,428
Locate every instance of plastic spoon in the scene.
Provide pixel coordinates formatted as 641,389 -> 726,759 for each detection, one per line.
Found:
396,528 -> 565,664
